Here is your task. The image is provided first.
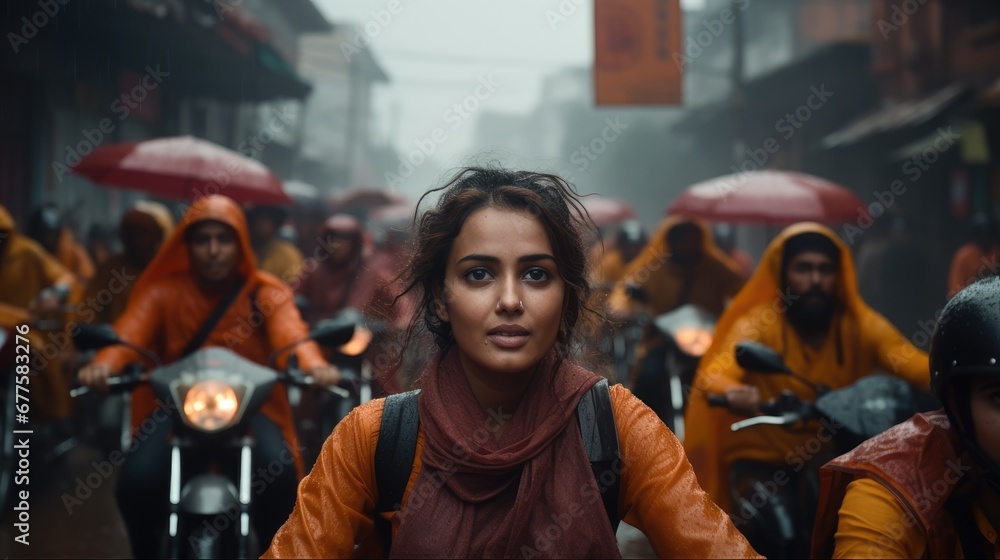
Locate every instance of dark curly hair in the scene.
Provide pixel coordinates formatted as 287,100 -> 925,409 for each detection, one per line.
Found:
397,166 -> 600,360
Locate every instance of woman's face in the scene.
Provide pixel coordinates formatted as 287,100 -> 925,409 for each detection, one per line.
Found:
325,230 -> 359,264
437,206 -> 565,380
970,374 -> 1000,464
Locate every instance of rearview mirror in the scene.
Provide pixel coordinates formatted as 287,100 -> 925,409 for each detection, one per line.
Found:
735,341 -> 791,375
310,318 -> 356,349
73,323 -> 121,351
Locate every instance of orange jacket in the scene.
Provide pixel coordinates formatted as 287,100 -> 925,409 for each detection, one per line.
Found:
0,204 -> 75,310
88,195 -> 326,477
811,410 -> 977,558
256,238 -> 304,285
56,229 -> 96,286
263,384 -> 762,558
589,242 -> 628,287
684,223 -> 929,512
79,201 -> 175,325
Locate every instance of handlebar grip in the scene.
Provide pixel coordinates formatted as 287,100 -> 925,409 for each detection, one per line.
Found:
707,394 -> 728,407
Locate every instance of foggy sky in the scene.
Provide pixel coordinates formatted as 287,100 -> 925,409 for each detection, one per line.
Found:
312,1 -> 701,183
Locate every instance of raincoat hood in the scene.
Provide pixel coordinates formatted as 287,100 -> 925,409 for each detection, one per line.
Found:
0,204 -> 14,231
121,200 -> 175,241
132,195 -> 255,298
710,222 -> 865,349
622,215 -> 738,279
322,213 -> 364,238
319,213 -> 372,262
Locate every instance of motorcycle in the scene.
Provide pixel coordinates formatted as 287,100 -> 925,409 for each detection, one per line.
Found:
71,319 -> 356,559
0,309 -> 83,511
627,287 -> 715,441
707,341 -> 939,558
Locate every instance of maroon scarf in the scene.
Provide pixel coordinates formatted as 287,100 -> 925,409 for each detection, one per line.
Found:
391,349 -> 622,558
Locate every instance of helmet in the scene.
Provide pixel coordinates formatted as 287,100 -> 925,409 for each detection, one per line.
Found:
930,275 -> 1000,491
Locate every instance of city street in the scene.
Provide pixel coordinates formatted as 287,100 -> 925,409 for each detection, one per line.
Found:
2,443 -> 130,558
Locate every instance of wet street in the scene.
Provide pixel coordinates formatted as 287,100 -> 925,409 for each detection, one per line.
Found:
1,442 -> 130,558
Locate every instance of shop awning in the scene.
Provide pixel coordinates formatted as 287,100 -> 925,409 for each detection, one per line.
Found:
35,0 -> 315,103
822,83 -> 973,149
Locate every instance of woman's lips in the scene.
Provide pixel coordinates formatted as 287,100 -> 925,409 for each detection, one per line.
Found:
486,333 -> 530,349
486,325 -> 530,349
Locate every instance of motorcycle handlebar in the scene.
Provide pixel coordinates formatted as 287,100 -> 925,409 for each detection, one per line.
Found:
707,394 -> 729,407
72,364 -> 362,398
282,368 -> 366,399
70,368 -> 148,398
730,412 -> 805,432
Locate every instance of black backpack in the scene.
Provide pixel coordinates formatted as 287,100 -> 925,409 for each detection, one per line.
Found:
372,378 -> 621,557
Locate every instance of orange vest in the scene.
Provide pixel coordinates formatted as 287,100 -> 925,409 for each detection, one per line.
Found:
811,410 -> 969,558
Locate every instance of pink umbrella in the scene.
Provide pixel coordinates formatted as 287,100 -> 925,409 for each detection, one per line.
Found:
580,196 -> 638,227
666,171 -> 864,225
327,187 -> 407,217
369,202 -> 417,230
71,136 -> 292,205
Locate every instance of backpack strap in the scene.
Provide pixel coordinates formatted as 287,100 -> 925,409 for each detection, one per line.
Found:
373,389 -> 421,557
577,378 -> 622,533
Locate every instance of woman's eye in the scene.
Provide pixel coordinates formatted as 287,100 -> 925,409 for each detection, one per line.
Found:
524,268 -> 550,282
465,268 -> 492,282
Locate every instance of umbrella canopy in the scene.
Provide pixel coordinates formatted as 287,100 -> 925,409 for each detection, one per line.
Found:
666,171 -> 864,225
369,202 -> 416,229
71,136 -> 292,206
326,187 -> 407,217
580,195 -> 638,228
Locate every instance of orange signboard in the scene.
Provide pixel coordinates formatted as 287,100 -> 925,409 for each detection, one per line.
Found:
595,0 -> 683,105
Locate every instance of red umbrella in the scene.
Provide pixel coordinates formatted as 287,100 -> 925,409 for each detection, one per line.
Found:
666,171 -> 864,225
327,187 -> 407,217
71,136 -> 292,205
370,202 -> 416,229
580,196 -> 638,228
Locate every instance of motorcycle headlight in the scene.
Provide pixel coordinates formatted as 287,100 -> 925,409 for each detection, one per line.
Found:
675,327 -> 713,357
182,380 -> 239,432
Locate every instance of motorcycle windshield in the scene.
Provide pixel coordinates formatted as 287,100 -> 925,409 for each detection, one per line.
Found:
150,347 -> 279,433
815,374 -> 941,440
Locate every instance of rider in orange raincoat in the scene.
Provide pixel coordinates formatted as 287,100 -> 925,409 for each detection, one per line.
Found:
78,194 -> 339,557
606,216 -> 745,320
79,200 -> 174,324
605,216 -> 744,414
0,204 -> 77,419
684,222 -> 929,556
